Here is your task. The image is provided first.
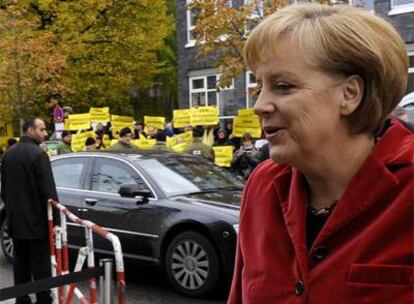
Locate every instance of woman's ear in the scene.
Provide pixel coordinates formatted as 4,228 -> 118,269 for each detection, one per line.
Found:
340,75 -> 364,116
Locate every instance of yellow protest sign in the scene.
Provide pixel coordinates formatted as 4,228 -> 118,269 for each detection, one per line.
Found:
110,139 -> 118,147
71,131 -> 95,152
232,115 -> 262,138
171,142 -> 189,153
67,113 -> 91,131
191,106 -> 219,126
90,107 -> 110,123
111,115 -> 134,135
0,121 -> 14,148
144,116 -> 165,130
133,138 -> 156,149
213,146 -> 234,167
166,135 -> 177,149
238,108 -> 255,117
102,135 -> 111,149
173,109 -> 192,128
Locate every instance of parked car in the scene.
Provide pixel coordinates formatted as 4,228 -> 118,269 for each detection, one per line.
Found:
0,151 -> 242,297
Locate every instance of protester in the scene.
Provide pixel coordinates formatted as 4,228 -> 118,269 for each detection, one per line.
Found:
184,126 -> 214,160
57,130 -> 72,154
95,122 -> 105,139
228,4 -> 413,303
1,117 -> 58,304
83,137 -> 96,151
109,127 -> 139,151
6,138 -> 17,149
231,133 -> 259,180
165,122 -> 175,137
146,125 -> 166,142
95,136 -> 105,150
133,121 -> 147,139
213,129 -> 231,146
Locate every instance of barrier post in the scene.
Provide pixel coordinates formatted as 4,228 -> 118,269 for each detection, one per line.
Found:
47,202 -> 58,303
102,259 -> 113,304
85,227 -> 97,304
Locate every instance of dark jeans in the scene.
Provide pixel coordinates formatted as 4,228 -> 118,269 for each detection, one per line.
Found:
13,239 -> 53,304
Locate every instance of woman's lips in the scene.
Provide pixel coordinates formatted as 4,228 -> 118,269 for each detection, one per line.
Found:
263,126 -> 285,139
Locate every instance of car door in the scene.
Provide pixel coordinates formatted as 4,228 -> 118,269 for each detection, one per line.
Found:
80,156 -> 156,261
51,156 -> 91,246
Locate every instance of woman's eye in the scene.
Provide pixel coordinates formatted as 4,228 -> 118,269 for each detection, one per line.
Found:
275,82 -> 293,92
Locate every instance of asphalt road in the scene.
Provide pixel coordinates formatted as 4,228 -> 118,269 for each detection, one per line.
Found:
0,250 -> 226,304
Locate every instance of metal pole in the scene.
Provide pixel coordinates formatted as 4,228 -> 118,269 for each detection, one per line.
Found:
101,259 -> 113,304
99,260 -> 104,304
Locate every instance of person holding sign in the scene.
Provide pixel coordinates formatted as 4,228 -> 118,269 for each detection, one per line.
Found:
228,4 -> 413,304
57,130 -> 72,155
184,126 -> 214,161
109,127 -> 139,151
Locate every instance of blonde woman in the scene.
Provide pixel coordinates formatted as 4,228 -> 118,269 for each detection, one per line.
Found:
228,4 -> 413,303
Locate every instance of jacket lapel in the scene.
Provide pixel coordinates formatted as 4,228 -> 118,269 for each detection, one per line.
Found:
274,168 -> 309,273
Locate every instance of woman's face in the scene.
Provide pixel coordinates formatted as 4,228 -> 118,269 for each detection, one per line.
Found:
254,38 -> 349,166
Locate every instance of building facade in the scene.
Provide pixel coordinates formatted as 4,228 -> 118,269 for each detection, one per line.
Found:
177,0 -> 414,120
374,0 -> 414,95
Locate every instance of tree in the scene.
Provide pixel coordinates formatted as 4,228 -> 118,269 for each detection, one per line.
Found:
51,0 -> 173,115
0,1 -> 68,123
188,0 -> 335,89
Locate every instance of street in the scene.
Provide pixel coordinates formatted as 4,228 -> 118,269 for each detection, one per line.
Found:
0,250 -> 226,304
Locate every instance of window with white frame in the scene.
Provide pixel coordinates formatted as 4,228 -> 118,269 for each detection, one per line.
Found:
407,53 -> 414,93
389,0 -> 414,15
246,71 -> 258,108
186,0 -> 200,47
189,74 -> 236,117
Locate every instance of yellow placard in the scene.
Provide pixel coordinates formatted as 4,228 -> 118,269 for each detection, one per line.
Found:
238,108 -> 255,117
191,106 -> 219,126
144,116 -> 165,130
71,131 -> 95,152
213,146 -> 234,167
90,107 -> 110,123
171,142 -> 189,153
110,139 -> 118,147
111,115 -> 134,135
102,134 -> 111,149
173,109 -> 192,128
133,138 -> 156,149
166,135 -> 177,149
0,121 -> 14,149
232,115 -> 262,138
67,113 -> 91,131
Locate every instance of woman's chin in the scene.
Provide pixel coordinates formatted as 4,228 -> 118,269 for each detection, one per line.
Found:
269,146 -> 292,165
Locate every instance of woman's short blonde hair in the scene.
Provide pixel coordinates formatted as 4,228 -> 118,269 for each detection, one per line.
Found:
245,4 -> 409,134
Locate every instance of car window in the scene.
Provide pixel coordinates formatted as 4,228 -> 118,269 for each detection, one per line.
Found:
91,158 -> 151,195
135,156 -> 244,196
52,158 -> 89,189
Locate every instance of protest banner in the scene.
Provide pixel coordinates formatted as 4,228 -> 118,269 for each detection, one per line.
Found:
173,109 -> 192,128
213,146 -> 234,167
191,106 -> 219,126
71,131 -> 95,152
90,107 -> 110,123
144,116 -> 165,130
0,121 -> 14,148
133,138 -> 157,149
111,115 -> 134,135
238,108 -> 255,117
66,113 -> 91,131
232,115 -> 262,138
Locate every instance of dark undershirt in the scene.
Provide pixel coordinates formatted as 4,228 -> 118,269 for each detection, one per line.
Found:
306,206 -> 333,250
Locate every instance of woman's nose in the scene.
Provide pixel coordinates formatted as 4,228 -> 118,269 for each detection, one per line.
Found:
254,89 -> 275,118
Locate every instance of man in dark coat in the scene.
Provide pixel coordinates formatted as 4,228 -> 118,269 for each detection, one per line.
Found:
1,117 -> 58,304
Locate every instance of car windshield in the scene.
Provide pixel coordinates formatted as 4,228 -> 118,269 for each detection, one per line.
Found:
135,156 -> 244,197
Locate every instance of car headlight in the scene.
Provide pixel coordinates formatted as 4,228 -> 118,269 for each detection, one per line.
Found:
233,224 -> 239,234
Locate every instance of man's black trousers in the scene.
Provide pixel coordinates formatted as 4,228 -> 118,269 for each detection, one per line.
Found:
13,239 -> 53,304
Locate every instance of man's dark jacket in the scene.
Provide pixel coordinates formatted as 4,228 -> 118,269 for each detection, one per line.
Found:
1,136 -> 58,239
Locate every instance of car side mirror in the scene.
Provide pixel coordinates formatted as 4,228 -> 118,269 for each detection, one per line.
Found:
119,183 -> 152,204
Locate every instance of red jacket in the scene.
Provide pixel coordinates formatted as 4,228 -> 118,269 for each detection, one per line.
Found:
228,119 -> 414,304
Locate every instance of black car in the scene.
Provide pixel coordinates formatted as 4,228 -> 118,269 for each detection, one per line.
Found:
0,151 -> 242,297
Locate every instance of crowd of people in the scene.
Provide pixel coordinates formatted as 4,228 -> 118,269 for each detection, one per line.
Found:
52,120 -> 270,181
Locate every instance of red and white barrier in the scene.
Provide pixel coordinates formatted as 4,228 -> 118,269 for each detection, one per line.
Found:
47,199 -> 126,304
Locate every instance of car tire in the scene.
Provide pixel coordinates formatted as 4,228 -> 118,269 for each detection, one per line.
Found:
165,231 -> 220,297
0,220 -> 13,263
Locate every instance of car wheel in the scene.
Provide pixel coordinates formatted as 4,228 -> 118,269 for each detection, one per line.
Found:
165,231 -> 220,297
1,220 -> 13,263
